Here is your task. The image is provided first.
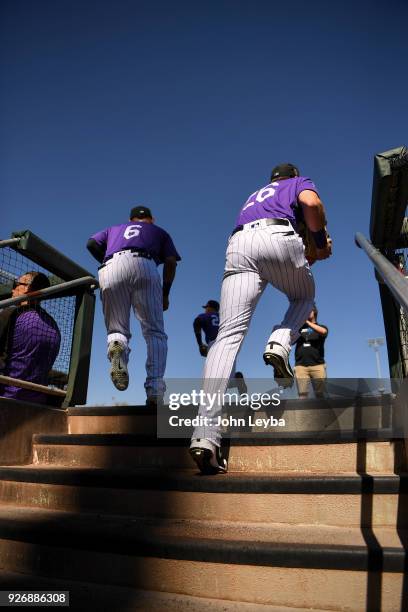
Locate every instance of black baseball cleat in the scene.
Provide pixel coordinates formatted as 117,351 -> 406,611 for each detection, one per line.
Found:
145,395 -> 164,408
189,439 -> 228,475
108,341 -> 129,391
263,341 -> 294,388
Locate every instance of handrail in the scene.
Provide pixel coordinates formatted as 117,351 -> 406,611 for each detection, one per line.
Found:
355,232 -> 408,313
0,238 -> 21,249
0,275 -> 98,310
0,375 -> 66,397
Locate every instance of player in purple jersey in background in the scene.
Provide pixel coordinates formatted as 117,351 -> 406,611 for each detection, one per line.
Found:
87,205 -> 181,406
193,300 -> 220,357
190,163 -> 331,474
0,272 -> 61,405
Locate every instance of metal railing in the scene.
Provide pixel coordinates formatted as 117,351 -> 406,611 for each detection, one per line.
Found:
0,276 -> 98,310
355,232 -> 408,314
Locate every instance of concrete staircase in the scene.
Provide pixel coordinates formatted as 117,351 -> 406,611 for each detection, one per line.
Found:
0,401 -> 406,611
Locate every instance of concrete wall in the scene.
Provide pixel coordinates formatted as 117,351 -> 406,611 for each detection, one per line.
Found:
0,398 -> 67,465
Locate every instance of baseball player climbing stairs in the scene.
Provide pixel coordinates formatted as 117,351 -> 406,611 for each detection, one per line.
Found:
0,398 -> 406,611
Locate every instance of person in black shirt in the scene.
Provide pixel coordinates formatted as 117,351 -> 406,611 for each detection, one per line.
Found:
294,305 -> 328,398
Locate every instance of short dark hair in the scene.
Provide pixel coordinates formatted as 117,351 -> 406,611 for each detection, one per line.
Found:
202,300 -> 220,311
27,272 -> 50,292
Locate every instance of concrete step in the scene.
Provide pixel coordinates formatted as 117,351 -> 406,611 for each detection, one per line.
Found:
68,405 -> 157,435
68,396 -> 396,435
0,569 -> 303,611
31,433 -> 404,474
0,467 -> 406,527
2,506 -> 404,547
0,506 -> 404,611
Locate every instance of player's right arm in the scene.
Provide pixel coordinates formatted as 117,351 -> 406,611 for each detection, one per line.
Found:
298,190 -> 331,260
193,316 -> 208,356
193,317 -> 203,346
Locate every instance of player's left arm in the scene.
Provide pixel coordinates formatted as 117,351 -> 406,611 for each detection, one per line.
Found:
306,320 -> 328,336
298,190 -> 326,231
162,256 -> 178,311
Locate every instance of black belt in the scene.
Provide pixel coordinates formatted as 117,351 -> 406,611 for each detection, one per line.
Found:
231,218 -> 290,237
99,247 -> 153,269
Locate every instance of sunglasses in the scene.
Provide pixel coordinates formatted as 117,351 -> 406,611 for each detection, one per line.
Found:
12,280 -> 31,289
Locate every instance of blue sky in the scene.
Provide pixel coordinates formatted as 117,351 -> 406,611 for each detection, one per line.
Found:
1,0 -> 407,405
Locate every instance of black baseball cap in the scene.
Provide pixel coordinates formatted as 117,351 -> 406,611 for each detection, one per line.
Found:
270,163 -> 300,181
203,300 -> 219,310
130,205 -> 153,219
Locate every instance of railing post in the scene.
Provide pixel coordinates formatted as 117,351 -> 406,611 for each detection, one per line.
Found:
64,290 -> 96,408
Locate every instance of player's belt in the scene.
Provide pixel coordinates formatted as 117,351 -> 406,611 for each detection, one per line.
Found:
231,218 -> 290,237
99,248 -> 153,269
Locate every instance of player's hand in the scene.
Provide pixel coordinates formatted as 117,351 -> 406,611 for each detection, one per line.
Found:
163,295 -> 169,311
315,237 -> 332,261
199,344 -> 208,357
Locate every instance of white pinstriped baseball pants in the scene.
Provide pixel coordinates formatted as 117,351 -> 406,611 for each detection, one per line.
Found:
98,251 -> 167,398
207,340 -> 236,380
193,221 -> 315,445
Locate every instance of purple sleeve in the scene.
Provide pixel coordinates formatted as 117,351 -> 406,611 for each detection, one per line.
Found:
89,228 -> 108,246
160,231 -> 181,262
296,177 -> 319,197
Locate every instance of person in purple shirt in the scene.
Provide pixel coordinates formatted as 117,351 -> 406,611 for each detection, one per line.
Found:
190,163 -> 331,475
87,205 -> 181,405
0,272 -> 61,405
193,300 -> 220,357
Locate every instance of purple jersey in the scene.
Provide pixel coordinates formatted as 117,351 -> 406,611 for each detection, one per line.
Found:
90,221 -> 181,265
236,176 -> 318,227
195,312 -> 219,343
1,307 -> 61,405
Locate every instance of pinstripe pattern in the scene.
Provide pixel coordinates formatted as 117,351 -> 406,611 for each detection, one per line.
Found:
193,222 -> 315,445
207,339 -> 236,379
98,251 -> 167,397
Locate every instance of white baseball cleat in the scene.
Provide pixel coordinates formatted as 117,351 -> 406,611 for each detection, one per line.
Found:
108,341 -> 129,391
263,341 -> 294,388
189,438 -> 228,475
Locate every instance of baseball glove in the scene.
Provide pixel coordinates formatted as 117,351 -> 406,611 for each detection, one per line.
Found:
297,221 -> 332,265
199,344 -> 208,357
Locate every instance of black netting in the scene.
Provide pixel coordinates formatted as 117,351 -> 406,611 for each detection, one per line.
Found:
389,206 -> 408,377
0,245 -> 76,403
